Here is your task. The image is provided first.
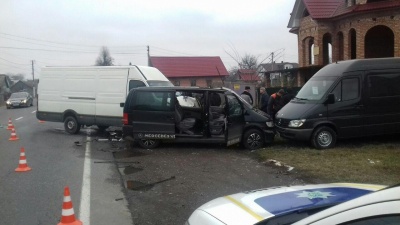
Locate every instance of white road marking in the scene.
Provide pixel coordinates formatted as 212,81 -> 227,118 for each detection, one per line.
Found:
79,136 -> 91,224
15,117 -> 23,120
31,110 -> 36,113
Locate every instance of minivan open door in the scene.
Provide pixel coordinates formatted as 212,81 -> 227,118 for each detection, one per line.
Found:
225,94 -> 245,146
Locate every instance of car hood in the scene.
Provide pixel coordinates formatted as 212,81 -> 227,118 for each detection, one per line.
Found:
188,183 -> 385,225
276,101 -> 318,119
9,97 -> 27,101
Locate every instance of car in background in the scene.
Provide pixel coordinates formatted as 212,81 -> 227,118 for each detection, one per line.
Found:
186,183 -> 396,225
6,92 -> 33,109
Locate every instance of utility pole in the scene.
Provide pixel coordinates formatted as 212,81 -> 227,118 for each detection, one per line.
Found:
31,60 -> 36,97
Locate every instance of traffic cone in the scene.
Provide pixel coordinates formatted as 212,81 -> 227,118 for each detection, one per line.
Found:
15,147 -> 31,172
7,118 -> 14,130
9,128 -> 19,141
58,186 -> 82,225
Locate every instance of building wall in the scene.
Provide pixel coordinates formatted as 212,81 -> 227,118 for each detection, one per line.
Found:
297,7 -> 400,68
169,77 -> 224,87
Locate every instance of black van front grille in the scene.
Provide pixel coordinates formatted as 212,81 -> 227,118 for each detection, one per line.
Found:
275,118 -> 290,128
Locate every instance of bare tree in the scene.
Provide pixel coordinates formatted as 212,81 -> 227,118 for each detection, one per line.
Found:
7,73 -> 25,81
95,46 -> 114,66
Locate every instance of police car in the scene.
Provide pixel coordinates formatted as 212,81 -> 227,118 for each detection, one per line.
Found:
185,183 -> 400,225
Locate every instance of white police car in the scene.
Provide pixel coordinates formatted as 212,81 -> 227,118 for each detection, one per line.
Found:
186,183 -> 399,225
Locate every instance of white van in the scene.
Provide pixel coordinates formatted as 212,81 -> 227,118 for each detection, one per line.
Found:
36,66 -> 173,134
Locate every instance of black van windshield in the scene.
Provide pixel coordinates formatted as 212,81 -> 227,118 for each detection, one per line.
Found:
296,76 -> 338,101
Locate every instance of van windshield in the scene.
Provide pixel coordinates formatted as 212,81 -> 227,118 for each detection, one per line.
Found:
147,80 -> 174,87
296,76 -> 337,101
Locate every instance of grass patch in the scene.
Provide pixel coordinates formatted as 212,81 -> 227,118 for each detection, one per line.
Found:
257,136 -> 400,185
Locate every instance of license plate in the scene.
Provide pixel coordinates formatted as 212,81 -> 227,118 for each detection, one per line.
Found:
13,103 -> 19,106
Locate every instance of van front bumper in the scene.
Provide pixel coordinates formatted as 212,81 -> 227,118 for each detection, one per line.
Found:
275,126 -> 313,141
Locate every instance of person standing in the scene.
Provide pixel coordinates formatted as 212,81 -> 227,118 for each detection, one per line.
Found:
267,89 -> 285,120
281,88 -> 295,106
240,86 -> 253,105
259,87 -> 269,113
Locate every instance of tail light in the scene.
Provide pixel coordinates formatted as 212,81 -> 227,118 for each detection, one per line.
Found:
122,113 -> 129,125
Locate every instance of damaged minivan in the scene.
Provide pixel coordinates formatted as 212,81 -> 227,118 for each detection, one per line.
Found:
122,87 -> 274,150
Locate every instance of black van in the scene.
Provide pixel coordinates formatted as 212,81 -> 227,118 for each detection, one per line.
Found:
122,87 -> 274,150
275,58 -> 400,149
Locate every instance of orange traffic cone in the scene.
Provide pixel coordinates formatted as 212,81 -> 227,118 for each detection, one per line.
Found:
9,128 -> 19,141
58,186 -> 82,225
15,147 -> 31,172
7,118 -> 14,130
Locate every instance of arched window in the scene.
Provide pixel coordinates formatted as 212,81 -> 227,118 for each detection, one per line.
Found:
349,29 -> 357,59
365,25 -> 394,58
337,32 -> 344,61
323,33 -> 332,65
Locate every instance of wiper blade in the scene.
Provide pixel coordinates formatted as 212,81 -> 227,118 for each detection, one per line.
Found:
294,97 -> 308,101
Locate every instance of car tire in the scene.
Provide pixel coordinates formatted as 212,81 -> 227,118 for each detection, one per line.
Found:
137,139 -> 160,149
242,129 -> 264,150
311,126 -> 336,149
64,116 -> 81,134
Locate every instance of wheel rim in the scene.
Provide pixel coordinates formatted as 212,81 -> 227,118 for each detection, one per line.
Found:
67,120 -> 75,130
247,133 -> 262,149
317,131 -> 332,147
141,139 -> 156,147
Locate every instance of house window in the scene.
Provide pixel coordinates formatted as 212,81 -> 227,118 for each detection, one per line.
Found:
174,80 -> 180,86
190,79 -> 196,86
206,79 -> 212,87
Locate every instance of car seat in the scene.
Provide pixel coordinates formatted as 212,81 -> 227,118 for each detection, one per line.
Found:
175,100 -> 196,135
209,93 -> 225,135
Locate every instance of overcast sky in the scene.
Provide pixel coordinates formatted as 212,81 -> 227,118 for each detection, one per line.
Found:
0,0 -> 298,79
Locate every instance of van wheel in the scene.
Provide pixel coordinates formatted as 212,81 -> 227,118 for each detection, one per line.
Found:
64,116 -> 81,134
242,129 -> 264,150
311,126 -> 336,149
138,139 -> 160,149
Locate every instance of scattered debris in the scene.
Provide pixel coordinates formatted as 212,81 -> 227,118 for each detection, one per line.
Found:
266,159 -> 295,172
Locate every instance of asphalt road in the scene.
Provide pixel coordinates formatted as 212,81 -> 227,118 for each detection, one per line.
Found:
0,102 -> 132,225
0,102 -> 303,225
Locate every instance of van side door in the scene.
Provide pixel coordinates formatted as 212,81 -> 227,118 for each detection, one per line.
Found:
225,94 -> 245,146
364,70 -> 400,135
327,73 -> 364,138
130,90 -> 176,136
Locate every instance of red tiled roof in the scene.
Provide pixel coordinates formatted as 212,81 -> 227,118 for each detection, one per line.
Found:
303,0 -> 400,19
303,0 -> 342,19
238,69 -> 261,81
353,0 -> 400,13
150,56 -> 229,78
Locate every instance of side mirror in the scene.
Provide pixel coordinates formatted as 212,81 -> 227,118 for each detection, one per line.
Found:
120,103 -> 125,107
325,93 -> 335,104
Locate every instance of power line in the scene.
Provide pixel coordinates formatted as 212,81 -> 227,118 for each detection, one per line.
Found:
0,57 -> 31,65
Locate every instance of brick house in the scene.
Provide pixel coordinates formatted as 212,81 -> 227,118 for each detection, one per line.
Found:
149,56 -> 229,87
288,0 -> 400,86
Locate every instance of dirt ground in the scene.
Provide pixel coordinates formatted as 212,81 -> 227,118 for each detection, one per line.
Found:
112,142 -> 305,225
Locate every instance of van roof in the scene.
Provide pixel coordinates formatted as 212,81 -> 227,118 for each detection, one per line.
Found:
133,86 -> 228,92
315,57 -> 400,77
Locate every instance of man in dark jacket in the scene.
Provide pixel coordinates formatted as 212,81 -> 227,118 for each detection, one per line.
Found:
267,89 -> 285,120
240,86 -> 253,105
259,87 -> 269,113
281,88 -> 295,106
